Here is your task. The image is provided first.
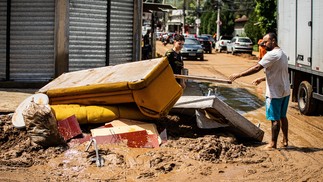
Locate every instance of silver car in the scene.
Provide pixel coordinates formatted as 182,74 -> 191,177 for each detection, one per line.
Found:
227,36 -> 253,55
181,38 -> 204,60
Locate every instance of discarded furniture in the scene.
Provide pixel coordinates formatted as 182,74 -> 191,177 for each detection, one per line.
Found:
172,96 -> 264,142
38,58 -> 183,119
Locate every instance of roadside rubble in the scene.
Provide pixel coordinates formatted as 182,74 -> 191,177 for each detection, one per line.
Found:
11,58 -> 182,149
172,96 -> 264,142
1,57 -> 264,169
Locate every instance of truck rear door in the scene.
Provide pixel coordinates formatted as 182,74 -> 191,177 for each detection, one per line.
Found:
312,0 -> 323,72
296,0 -> 312,66
278,0 -> 296,66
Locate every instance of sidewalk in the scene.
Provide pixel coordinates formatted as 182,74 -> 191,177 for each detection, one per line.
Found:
0,89 -> 36,113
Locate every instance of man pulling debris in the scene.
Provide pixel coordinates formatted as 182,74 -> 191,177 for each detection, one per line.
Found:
229,33 -> 290,150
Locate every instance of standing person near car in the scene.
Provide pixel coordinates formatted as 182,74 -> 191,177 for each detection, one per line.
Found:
229,33 -> 290,150
258,38 -> 267,60
165,34 -> 186,89
143,30 -> 151,59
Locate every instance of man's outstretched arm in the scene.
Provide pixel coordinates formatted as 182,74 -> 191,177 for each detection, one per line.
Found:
229,63 -> 264,81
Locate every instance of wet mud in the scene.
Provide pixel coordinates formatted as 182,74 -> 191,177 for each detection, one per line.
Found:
0,111 -> 267,181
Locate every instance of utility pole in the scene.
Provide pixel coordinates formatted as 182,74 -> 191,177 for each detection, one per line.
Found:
162,0 -> 166,32
196,0 -> 200,36
182,0 -> 186,34
216,0 -> 221,41
151,0 -> 155,58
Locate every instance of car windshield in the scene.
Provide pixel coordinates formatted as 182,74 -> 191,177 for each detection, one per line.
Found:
184,39 -> 199,45
222,36 -> 233,40
197,36 -> 208,41
202,34 -> 212,37
238,38 -> 251,43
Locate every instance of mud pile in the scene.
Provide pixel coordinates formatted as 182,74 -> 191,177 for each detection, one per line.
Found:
162,135 -> 247,163
0,113 -> 254,170
0,114 -> 66,167
156,114 -> 250,163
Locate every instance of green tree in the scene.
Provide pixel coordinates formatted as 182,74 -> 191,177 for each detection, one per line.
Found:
244,10 -> 263,44
254,0 -> 277,33
219,4 -> 235,36
207,12 -> 217,34
200,11 -> 213,34
200,0 -> 254,36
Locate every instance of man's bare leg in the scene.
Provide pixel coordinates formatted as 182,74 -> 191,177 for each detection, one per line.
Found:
264,120 -> 280,150
280,117 -> 288,147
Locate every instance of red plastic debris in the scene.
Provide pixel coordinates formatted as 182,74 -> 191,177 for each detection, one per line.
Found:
57,115 -> 82,141
93,130 -> 159,148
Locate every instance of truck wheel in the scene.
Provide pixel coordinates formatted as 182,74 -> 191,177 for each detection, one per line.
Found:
297,81 -> 316,115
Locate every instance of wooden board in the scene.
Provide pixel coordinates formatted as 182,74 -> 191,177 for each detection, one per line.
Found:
106,119 -> 146,126
173,96 -> 215,109
91,122 -> 161,144
174,74 -> 232,84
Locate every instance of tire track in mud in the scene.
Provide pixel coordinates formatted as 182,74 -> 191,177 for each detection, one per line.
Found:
288,104 -> 323,132
285,108 -> 323,149
289,111 -> 323,133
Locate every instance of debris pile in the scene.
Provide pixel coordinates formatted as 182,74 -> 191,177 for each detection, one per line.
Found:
10,58 -> 183,150
162,135 -> 247,163
0,114 -> 66,167
1,58 -> 265,170
23,101 -> 64,147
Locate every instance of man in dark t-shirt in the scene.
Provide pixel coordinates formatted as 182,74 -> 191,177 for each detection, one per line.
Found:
143,30 -> 151,59
165,34 -> 186,88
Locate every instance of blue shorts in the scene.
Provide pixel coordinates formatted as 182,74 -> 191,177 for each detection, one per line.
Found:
265,95 -> 290,121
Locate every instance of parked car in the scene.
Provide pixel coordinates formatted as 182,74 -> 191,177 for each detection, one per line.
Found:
168,34 -> 175,44
161,32 -> 168,40
215,35 -> 233,53
161,32 -> 175,44
183,33 -> 197,39
180,38 -> 204,60
197,36 -> 212,53
156,32 -> 163,40
201,34 -> 216,48
226,36 -> 253,55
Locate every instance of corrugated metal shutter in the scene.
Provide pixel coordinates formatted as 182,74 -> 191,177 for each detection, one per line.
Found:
0,0 -> 7,80
10,0 -> 55,81
109,0 -> 134,65
69,0 -> 107,71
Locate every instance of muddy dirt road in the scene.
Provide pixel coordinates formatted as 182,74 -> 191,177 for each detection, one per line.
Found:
157,41 -> 323,149
0,41 -> 322,181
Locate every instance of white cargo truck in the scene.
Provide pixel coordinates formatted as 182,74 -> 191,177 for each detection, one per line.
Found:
278,0 -> 323,115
